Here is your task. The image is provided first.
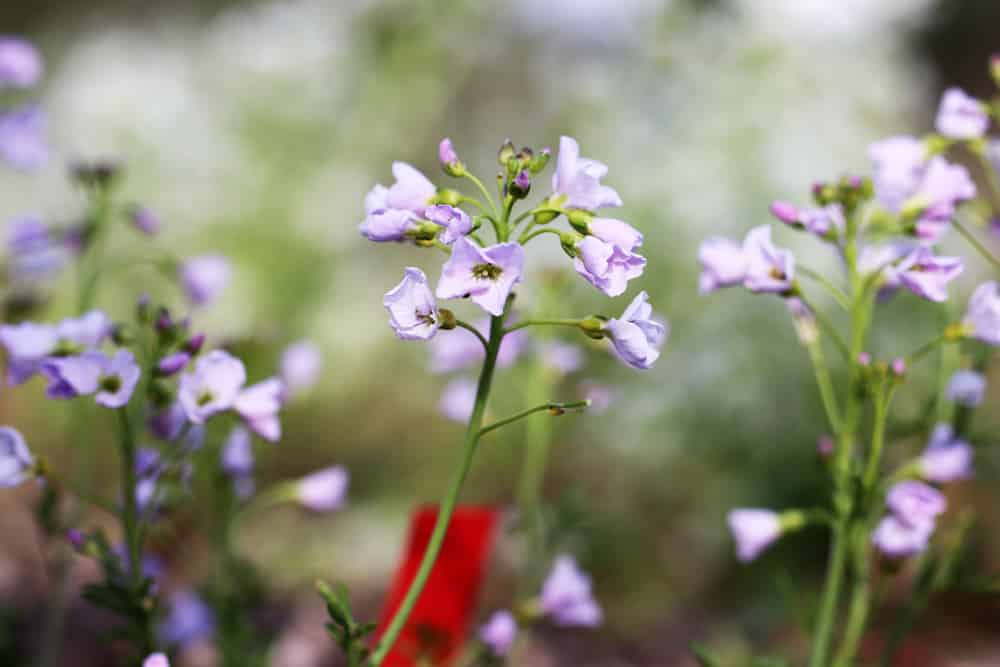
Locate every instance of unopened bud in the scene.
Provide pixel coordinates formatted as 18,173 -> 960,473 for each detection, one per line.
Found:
155,352 -> 190,377
580,316 -> 606,340
497,139 -> 516,166
858,352 -> 872,367
136,293 -> 151,324
111,324 -> 134,346
509,169 -> 531,199
769,201 -> 800,225
433,188 -> 462,207
890,357 -> 906,378
439,308 -> 457,330
559,231 -> 584,258
944,321 -> 973,341
530,147 -> 551,174
182,333 -> 205,355
567,209 -> 593,234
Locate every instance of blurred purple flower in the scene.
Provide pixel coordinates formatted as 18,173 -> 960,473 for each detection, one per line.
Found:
946,369 -> 986,406
178,350 -> 247,423
551,136 -> 622,210
180,255 -> 230,307
872,515 -> 933,558
742,226 -> 794,293
479,610 -> 517,656
539,555 -> 602,627
159,590 -> 215,647
384,267 -> 440,340
438,377 -> 477,423
0,426 -> 35,487
0,106 -> 47,170
727,508 -> 781,563
539,340 -> 584,375
280,340 -> 322,397
295,465 -> 349,512
143,654 -> 170,667
578,380 -> 615,414
920,424 -> 973,483
0,38 -> 43,88
425,204 -> 472,245
698,237 -> 747,293
148,403 -> 187,441
0,320 -> 57,384
869,136 -> 926,211
604,291 -> 666,370
129,206 -> 161,235
935,87 -> 989,140
42,349 -> 140,408
892,247 -> 962,303
221,426 -> 254,478
911,157 -> 976,242
964,281 -> 1000,345
798,204 -> 845,237
885,480 -> 946,528
436,238 -> 524,316
386,162 -> 436,213
56,310 -> 112,349
7,216 -> 66,282
234,377 -> 284,442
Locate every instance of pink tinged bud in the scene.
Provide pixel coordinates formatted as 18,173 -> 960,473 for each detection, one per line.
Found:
156,352 -> 190,377
384,267 -> 440,340
296,465 -> 349,512
964,281 -> 1000,346
0,426 -> 34,487
539,555 -> 603,627
817,435 -> 835,458
891,358 -> 906,376
143,654 -> 170,667
935,87 -> 989,140
439,137 -> 458,165
857,352 -> 872,366
604,291 -> 667,370
479,610 -> 518,656
727,508 -> 782,562
769,200 -> 800,225
872,515 -> 932,558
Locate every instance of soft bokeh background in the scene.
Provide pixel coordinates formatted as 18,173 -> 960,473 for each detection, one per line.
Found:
2,0 -> 999,665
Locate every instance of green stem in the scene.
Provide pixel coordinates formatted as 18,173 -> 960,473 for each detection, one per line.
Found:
478,401 -> 588,439
454,320 -> 488,350
117,410 -> 142,590
798,266 -> 850,310
862,385 -> 894,493
519,227 -> 563,245
797,293 -> 850,361
370,313 -> 506,666
461,172 -> 500,222
805,339 -> 843,435
906,333 -> 953,366
503,318 -> 583,334
953,217 -> 1000,274
832,524 -> 872,667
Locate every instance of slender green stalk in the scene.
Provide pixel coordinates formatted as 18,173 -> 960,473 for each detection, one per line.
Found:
952,217 -> 1000,274
906,333 -> 952,366
832,525 -> 872,667
798,266 -> 850,310
454,319 -> 489,350
504,318 -> 582,334
370,314 -> 506,666
862,386 -> 894,493
519,227 -> 563,245
805,339 -> 843,435
117,410 -> 142,589
478,401 -> 588,439
461,172 -> 501,222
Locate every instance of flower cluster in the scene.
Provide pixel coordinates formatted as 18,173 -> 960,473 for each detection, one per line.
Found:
0,36 -> 47,171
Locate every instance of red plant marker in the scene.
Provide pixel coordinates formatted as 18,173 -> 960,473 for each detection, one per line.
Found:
375,505 -> 500,667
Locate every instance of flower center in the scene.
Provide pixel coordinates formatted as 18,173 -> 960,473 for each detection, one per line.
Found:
197,390 -> 214,407
768,267 -> 786,280
99,374 -> 121,393
415,310 -> 437,326
472,262 -> 502,281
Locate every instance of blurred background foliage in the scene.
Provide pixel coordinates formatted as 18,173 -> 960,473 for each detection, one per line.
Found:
2,0 -> 1000,664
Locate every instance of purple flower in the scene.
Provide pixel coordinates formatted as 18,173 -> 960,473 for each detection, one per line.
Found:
56,310 -> 112,349
540,555 -> 602,627
769,201 -> 799,225
148,403 -> 187,441
439,137 -> 459,166
539,341 -> 584,375
178,350 -> 247,423
425,204 -> 472,245
156,352 -> 190,377
7,216 -> 66,282
0,106 -> 47,171
221,426 -> 254,478
911,157 -> 976,242
727,508 -> 782,562
234,378 -> 284,442
436,237 -> 524,316
872,515 -> 933,558
295,465 -> 349,512
698,237 -> 747,293
364,184 -> 388,213
893,247 -> 963,303
578,380 -> 615,414
359,207 -> 417,242
479,610 -> 517,656
438,377 -> 477,423
428,319 -> 526,373
0,426 -> 35,487
798,205 -> 845,237
386,162 -> 437,213
742,226 -> 794,293
885,480 -> 946,528
869,136 -> 926,211
0,38 -> 42,88
946,370 -> 986,406
935,87 -> 989,140
604,291 -> 667,370
280,341 -> 322,396
143,654 -> 170,667
384,267 -> 440,340
0,321 -> 57,384
920,424 -> 973,483
180,255 -> 231,307
129,206 -> 160,235
552,136 -> 622,210
573,218 -> 646,297
159,590 -> 215,647
135,447 -> 161,477
964,281 -> 1000,345
42,350 -> 140,408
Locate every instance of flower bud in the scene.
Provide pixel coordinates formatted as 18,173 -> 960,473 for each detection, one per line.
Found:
438,308 -> 457,330
890,357 -> 906,378
433,188 -> 462,207
136,293 -> 152,324
111,323 -> 134,346
156,352 -> 191,377
182,333 -> 206,356
509,169 -> 531,199
66,529 -> 85,551
129,205 -> 160,236
580,316 -> 606,340
566,209 -> 592,234
530,147 -> 551,174
438,138 -> 464,177
559,231 -> 584,258
858,352 -> 872,367
533,205 -> 560,225
497,139 -> 516,166
769,201 -> 800,225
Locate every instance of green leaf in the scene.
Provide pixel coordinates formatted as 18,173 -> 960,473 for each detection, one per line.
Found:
690,643 -> 721,667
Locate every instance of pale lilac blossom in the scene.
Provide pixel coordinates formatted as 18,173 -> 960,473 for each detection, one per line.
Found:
384,267 -> 440,340
873,515 -> 933,558
604,291 -> 666,370
425,205 -> 472,245
181,255 -> 230,307
946,370 -> 986,406
143,654 -> 170,667
221,426 -> 254,478
886,481 -> 946,528
438,377 -> 477,423
0,38 -> 42,88
436,238 -> 524,316
578,381 -> 615,414
540,555 -> 603,627
0,106 -> 47,170
159,590 -> 215,647
359,208 -> 416,242
551,135 -> 622,210
479,610 -> 517,656
439,137 -> 459,166
0,426 -> 35,487
727,508 -> 781,562
892,247 -> 963,303
7,217 -> 66,282
233,378 -> 284,442
963,281 -> 1000,345
42,349 -> 140,408
0,321 -> 58,384
935,87 -> 989,140
540,341 -> 584,375
280,341 -> 322,396
55,310 -> 112,349
698,237 -> 747,293
920,424 -> 973,483
178,350 -> 247,423
296,466 -> 349,512
869,136 -> 926,211
386,162 -> 436,213
742,226 -> 794,293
